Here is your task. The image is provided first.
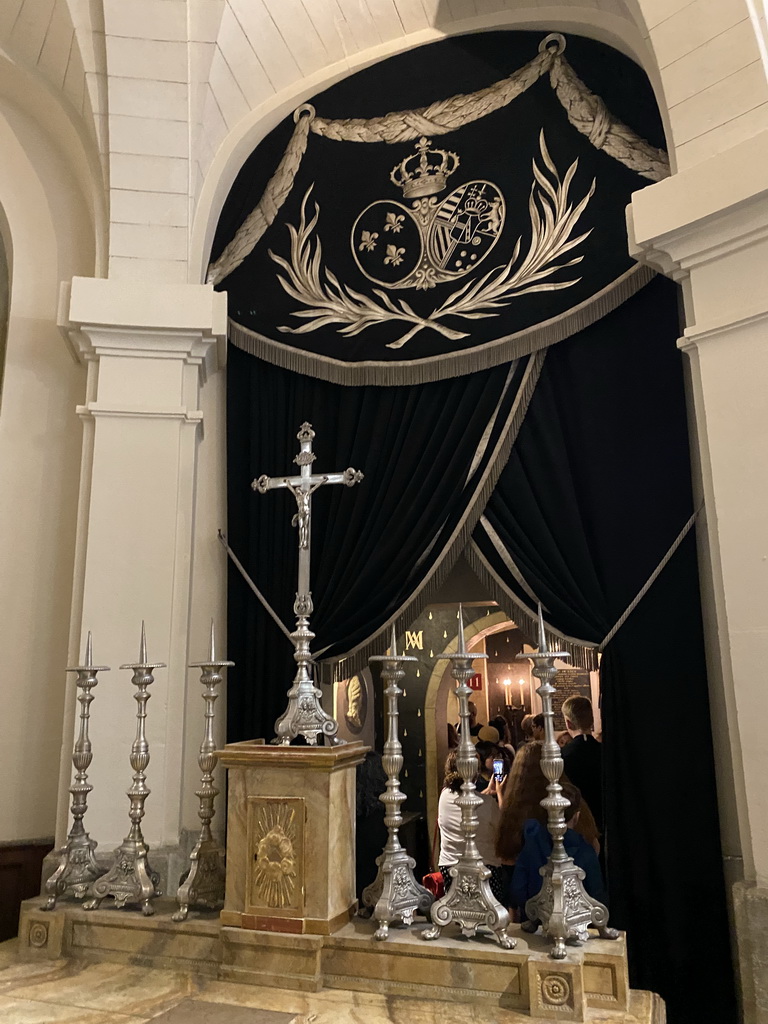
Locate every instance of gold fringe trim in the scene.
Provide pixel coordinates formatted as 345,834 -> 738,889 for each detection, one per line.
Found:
317,350 -> 546,677
228,264 -> 655,386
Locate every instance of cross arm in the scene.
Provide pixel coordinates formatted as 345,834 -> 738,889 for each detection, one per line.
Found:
251,475 -> 302,493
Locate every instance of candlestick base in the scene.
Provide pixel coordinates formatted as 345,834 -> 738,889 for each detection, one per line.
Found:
42,831 -> 104,911
172,837 -> 226,921
83,838 -> 161,916
421,857 -> 515,949
526,856 -> 615,959
361,840 -> 433,940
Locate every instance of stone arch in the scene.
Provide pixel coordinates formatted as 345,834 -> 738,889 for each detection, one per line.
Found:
0,71 -> 96,844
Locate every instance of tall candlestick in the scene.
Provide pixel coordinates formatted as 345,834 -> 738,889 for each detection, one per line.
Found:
173,621 -> 233,922
43,633 -> 108,910
516,606 -> 617,957
422,606 -> 514,949
361,626 -> 433,939
84,623 -> 165,916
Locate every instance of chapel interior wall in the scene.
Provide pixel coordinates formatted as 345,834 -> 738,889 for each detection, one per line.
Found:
0,97 -> 93,844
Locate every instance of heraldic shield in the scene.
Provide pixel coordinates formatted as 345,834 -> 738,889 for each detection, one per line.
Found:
351,137 -> 506,291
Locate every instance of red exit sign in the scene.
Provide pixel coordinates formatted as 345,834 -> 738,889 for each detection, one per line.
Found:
468,673 -> 483,690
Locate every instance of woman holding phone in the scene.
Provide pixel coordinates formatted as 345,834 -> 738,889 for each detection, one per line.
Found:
436,749 -> 507,901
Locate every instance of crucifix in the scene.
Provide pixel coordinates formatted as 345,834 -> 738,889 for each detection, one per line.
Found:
252,422 -> 363,745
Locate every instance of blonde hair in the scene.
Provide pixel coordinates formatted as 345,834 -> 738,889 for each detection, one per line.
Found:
561,696 -> 594,732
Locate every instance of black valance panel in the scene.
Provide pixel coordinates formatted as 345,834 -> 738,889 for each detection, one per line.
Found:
212,30 -> 666,383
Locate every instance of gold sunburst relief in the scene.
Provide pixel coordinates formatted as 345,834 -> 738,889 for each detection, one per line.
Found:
247,797 -> 305,912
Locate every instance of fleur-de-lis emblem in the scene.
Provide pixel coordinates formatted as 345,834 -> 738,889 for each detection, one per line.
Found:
384,244 -> 405,267
358,230 -> 378,252
384,212 -> 405,233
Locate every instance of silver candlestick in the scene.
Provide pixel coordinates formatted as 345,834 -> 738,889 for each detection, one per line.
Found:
361,626 -> 433,939
253,422 -> 363,745
43,632 -> 108,910
516,606 -> 617,958
84,623 -> 165,916
173,621 -> 233,922
422,606 -> 514,949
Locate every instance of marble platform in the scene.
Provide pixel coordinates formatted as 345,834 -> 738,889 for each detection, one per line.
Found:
16,898 -> 664,1022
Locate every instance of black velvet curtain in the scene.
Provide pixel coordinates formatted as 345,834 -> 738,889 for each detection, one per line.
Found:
226,349 -> 529,739
471,276 -> 735,1024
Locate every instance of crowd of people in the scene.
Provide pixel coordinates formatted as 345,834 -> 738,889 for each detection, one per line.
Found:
437,695 -> 606,924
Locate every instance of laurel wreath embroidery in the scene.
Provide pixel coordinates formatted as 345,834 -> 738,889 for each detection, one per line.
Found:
269,132 -> 595,349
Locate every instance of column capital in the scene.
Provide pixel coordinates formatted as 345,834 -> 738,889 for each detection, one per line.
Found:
59,277 -> 228,383
628,129 -> 768,278
627,130 -> 768,334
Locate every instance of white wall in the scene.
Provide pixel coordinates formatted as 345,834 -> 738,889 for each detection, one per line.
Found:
0,97 -> 93,842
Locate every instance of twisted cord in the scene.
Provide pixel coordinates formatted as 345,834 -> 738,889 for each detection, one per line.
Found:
310,49 -> 553,142
207,35 -> 670,286
549,54 -> 670,181
207,108 -> 313,286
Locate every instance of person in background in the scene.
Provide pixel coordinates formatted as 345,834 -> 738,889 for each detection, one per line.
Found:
496,741 -> 600,868
456,700 -> 482,738
560,695 -> 603,832
474,737 -> 512,791
509,783 -> 609,929
531,713 -> 545,741
355,750 -> 388,902
519,714 -> 535,744
437,750 -> 505,901
556,731 -> 571,749
490,715 -> 517,759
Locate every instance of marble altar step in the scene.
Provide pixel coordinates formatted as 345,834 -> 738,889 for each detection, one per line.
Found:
17,898 -> 664,1023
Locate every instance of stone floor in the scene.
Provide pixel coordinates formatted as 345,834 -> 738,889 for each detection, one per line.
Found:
0,937 -> 662,1024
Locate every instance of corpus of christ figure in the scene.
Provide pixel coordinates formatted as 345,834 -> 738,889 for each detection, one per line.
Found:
252,422 -> 363,745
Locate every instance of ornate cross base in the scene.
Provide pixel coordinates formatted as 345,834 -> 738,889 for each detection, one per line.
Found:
525,857 -> 618,958
43,831 -> 104,911
83,839 -> 161,916
422,859 -> 514,949
361,842 -> 433,940
275,610 -> 339,746
173,838 -> 226,921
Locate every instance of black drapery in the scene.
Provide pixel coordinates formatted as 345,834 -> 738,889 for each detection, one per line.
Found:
468,276 -> 735,1024
227,350 -> 537,739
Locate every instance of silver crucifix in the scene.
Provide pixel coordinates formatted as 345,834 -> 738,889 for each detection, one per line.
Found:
252,422 -> 363,745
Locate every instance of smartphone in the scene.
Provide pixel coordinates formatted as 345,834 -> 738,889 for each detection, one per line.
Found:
492,758 -> 505,782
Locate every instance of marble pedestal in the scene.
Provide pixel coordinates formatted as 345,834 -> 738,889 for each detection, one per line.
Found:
218,741 -> 368,935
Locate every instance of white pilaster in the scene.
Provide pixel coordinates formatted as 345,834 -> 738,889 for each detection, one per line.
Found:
628,128 -> 768,1024
57,277 -> 227,856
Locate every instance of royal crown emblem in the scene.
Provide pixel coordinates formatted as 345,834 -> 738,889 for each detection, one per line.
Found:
351,137 -> 506,290
389,136 -> 460,198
